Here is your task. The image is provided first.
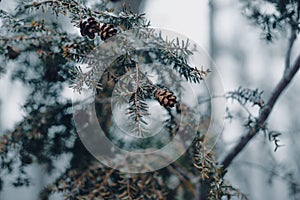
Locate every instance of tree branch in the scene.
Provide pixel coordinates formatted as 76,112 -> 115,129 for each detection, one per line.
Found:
221,53 -> 300,171
134,62 -> 143,136
285,26 -> 297,74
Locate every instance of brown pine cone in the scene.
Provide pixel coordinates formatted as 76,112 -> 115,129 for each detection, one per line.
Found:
79,17 -> 117,40
80,17 -> 100,39
155,89 -> 177,109
98,23 -> 118,41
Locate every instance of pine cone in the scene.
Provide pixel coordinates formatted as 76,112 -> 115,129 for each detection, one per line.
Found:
98,23 -> 117,41
80,17 -> 99,39
79,17 -> 117,40
155,89 -> 177,109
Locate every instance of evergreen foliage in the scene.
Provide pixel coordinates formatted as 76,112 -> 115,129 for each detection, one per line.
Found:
0,0 -> 300,199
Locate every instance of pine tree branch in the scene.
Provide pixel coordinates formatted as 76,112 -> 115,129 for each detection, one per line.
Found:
134,62 -> 142,136
221,53 -> 300,171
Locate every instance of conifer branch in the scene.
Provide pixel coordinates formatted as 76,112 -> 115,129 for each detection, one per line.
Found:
134,62 -> 143,136
221,53 -> 300,171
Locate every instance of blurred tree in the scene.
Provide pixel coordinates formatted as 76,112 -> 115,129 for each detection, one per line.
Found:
0,0 -> 299,200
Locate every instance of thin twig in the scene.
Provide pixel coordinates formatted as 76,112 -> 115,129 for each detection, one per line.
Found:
285,26 -> 297,74
197,94 -> 225,104
221,54 -> 300,171
239,103 -> 254,117
134,62 -> 143,136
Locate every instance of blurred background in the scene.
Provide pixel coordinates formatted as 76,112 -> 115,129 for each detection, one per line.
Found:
1,0 -> 300,199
